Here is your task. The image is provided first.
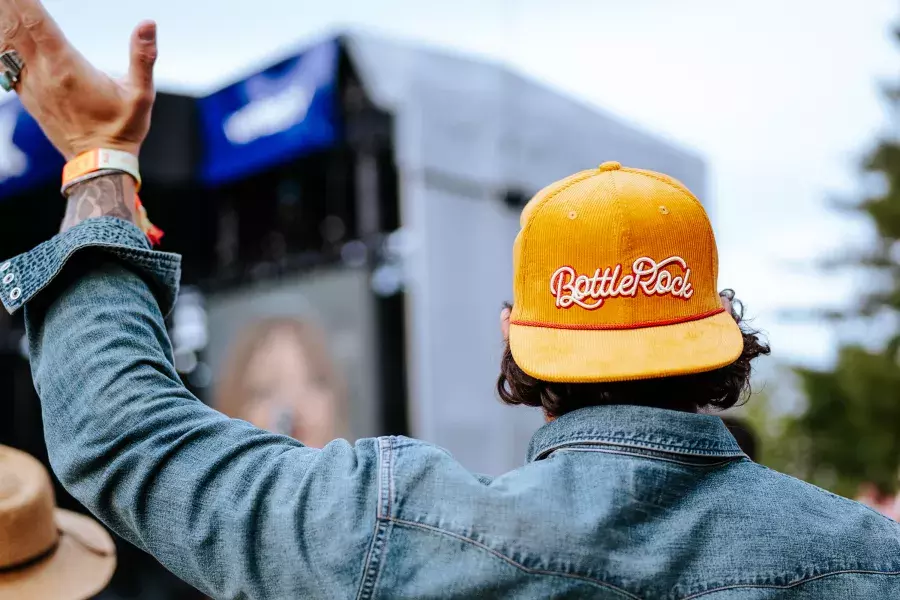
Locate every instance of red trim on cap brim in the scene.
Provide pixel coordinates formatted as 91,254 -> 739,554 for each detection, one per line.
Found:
511,307 -> 726,331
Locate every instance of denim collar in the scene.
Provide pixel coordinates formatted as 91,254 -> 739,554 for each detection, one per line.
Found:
526,404 -> 745,462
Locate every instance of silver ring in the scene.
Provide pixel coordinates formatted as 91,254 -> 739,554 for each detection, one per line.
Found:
0,50 -> 24,93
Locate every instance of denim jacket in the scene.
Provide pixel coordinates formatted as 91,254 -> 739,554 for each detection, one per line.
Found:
3,218 -> 900,599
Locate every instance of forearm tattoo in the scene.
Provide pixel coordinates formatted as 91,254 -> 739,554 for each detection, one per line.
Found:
60,175 -> 137,232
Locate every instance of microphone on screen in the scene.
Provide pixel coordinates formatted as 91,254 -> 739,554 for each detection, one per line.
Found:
271,406 -> 296,438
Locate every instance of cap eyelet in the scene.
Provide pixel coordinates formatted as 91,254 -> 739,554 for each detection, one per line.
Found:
659,206 -> 670,215
568,211 -> 578,220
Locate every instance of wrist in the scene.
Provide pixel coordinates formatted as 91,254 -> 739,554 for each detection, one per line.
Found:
60,174 -> 139,233
58,148 -> 164,245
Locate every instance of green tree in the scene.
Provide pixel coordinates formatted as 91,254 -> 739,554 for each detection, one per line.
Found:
782,29 -> 900,497
793,348 -> 900,497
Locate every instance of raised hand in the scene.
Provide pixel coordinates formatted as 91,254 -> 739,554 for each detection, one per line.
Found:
0,0 -> 157,159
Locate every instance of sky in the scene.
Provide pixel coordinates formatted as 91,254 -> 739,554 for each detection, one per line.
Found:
35,0 -> 900,368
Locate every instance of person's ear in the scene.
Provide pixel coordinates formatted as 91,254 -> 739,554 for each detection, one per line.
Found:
719,293 -> 733,318
500,307 -> 511,341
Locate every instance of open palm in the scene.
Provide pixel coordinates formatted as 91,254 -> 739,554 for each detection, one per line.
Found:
0,0 -> 157,159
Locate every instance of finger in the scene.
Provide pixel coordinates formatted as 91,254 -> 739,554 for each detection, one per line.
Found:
128,20 -> 157,97
0,1 -> 36,59
8,0 -> 66,59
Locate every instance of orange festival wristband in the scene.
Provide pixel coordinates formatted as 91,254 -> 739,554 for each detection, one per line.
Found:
62,149 -> 142,192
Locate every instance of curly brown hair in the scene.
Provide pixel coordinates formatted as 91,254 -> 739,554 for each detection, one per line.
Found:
496,290 -> 771,418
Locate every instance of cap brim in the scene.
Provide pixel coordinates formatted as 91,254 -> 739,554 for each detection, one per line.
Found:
509,310 -> 744,383
0,509 -> 116,600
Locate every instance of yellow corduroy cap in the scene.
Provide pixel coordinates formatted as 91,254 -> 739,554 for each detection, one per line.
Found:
509,161 -> 743,383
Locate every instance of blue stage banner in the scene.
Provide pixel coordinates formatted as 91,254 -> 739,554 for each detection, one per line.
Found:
0,99 -> 64,201
199,39 -> 340,185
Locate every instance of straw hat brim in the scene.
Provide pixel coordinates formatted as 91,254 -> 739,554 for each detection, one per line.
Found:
0,509 -> 116,600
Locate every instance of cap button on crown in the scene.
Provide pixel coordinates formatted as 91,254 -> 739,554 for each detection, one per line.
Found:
598,161 -> 622,172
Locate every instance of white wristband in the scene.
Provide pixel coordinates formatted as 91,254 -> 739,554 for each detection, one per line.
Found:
62,149 -> 141,195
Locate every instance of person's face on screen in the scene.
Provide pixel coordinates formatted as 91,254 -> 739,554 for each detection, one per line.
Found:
240,327 -> 338,448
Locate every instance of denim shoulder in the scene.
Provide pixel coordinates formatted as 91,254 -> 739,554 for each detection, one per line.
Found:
725,462 -> 900,571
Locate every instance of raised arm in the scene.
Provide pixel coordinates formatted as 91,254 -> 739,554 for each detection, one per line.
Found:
0,2 -> 380,597
25,235 -> 380,598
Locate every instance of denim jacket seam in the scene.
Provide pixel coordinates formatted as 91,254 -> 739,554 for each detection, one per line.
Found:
677,568 -> 900,599
371,437 -> 396,594
537,429 -> 736,450
354,437 -> 394,600
388,517 -> 643,599
106,246 -> 180,271
554,447 -> 745,468
533,438 -> 743,461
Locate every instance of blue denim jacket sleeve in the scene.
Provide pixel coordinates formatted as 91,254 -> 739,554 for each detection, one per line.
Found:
2,218 -> 379,600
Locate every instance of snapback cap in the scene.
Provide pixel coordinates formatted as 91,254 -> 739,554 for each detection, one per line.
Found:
509,161 -> 743,383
